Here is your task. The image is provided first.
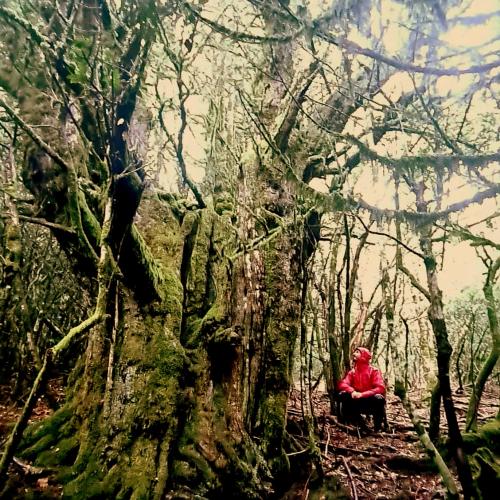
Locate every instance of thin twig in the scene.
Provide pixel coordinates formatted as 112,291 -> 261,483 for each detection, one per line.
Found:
341,456 -> 358,500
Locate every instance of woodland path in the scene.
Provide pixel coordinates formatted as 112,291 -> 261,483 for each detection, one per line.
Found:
0,383 -> 498,498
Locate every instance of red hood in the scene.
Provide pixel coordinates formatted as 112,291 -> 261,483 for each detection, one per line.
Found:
355,347 -> 372,365
338,347 -> 385,396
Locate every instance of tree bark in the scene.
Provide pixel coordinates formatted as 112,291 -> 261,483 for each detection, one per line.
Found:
429,380 -> 442,442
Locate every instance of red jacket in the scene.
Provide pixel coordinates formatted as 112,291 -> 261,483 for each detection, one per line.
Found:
338,347 -> 385,398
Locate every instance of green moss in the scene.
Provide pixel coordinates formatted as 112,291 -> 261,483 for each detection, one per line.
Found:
78,191 -> 101,245
130,224 -> 184,312
22,406 -> 73,445
20,406 -> 74,460
126,312 -> 186,380
477,418 -> 500,451
56,465 -> 77,484
171,459 -> 198,482
20,434 -> 58,461
470,447 -> 500,499
35,436 -> 79,467
181,209 -> 235,349
201,304 -> 225,332
136,197 -> 185,271
461,418 -> 500,498
178,444 -> 217,484
463,417 -> 500,454
117,437 -> 158,500
71,427 -> 101,475
63,457 -> 117,500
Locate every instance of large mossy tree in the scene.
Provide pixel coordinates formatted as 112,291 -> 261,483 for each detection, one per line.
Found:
0,0 -> 499,498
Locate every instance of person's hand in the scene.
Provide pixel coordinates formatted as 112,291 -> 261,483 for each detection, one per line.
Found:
352,391 -> 362,399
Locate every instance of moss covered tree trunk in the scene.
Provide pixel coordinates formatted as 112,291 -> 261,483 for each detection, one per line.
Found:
0,2 -> 303,496
16,199 -> 282,498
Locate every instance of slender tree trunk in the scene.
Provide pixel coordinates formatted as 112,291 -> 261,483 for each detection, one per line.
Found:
468,315 -> 476,384
429,380 -> 441,441
365,303 -> 383,356
466,256 -> 500,432
342,216 -> 352,371
381,267 -> 396,379
419,223 -> 474,498
402,316 -> 410,390
396,384 -> 459,499
327,231 -> 342,412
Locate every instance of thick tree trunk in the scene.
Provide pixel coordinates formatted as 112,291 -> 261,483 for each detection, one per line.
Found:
16,201 -> 278,498
249,196 -> 304,484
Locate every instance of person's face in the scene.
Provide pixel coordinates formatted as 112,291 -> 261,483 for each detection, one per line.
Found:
353,349 -> 361,361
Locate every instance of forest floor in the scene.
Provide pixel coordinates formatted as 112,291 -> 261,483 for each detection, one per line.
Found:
0,380 -> 65,498
287,385 -> 499,499
0,382 -> 498,499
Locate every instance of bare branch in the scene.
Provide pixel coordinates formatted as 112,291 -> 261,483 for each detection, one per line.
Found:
186,2 -> 500,76
437,223 -> 500,251
182,1 -> 304,44
345,133 -> 500,171
355,215 -> 424,259
274,60 -> 320,153
17,215 -> 77,235
0,97 -> 70,171
355,184 -> 500,223
398,263 -> 431,302
316,31 -> 500,77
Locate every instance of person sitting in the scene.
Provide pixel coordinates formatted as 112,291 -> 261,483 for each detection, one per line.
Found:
337,347 -> 386,432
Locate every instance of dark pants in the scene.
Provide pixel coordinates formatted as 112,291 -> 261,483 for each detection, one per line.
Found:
338,392 -> 386,431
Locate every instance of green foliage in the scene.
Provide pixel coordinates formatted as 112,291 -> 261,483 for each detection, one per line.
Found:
67,38 -> 92,85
